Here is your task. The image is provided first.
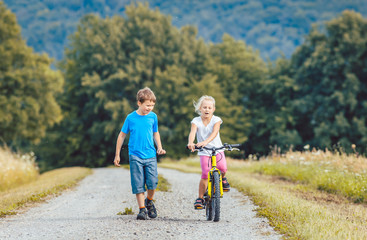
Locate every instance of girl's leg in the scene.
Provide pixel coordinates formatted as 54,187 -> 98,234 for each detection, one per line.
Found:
216,152 -> 227,176
199,155 -> 211,199
216,152 -> 230,190
199,178 -> 208,199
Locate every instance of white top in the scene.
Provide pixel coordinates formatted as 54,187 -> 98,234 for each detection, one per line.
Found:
191,115 -> 223,156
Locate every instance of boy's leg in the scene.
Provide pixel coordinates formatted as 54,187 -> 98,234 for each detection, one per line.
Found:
136,192 -> 145,208
129,155 -> 147,195
147,189 -> 155,200
136,192 -> 148,220
144,157 -> 158,218
129,155 -> 148,220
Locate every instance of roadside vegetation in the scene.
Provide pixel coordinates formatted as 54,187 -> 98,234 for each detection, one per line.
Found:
0,146 -> 39,191
0,167 -> 92,217
0,146 -> 92,217
159,149 -> 367,239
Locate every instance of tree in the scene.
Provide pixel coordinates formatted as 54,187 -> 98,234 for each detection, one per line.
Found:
0,2 -> 63,147
209,35 -> 268,155
256,58 -> 302,153
290,10 -> 367,152
38,3 -> 216,168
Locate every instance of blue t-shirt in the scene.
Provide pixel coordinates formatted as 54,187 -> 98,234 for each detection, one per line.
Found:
121,111 -> 158,159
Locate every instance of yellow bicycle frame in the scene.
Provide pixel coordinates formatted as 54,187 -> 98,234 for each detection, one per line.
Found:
207,154 -> 224,198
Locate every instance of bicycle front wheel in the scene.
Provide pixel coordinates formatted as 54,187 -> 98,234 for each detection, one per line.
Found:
212,171 -> 221,222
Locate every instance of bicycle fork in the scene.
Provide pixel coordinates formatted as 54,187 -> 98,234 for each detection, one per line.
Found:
207,155 -> 224,198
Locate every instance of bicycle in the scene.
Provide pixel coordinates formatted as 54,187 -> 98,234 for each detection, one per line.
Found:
188,143 -> 240,222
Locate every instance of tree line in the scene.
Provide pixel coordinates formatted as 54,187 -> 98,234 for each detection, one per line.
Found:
1,2 -> 367,170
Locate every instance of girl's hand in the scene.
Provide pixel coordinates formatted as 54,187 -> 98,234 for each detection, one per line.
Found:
187,143 -> 196,152
196,141 -> 208,148
157,148 -> 166,155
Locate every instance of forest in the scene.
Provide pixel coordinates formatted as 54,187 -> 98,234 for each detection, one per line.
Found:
3,0 -> 367,61
1,1 -> 367,170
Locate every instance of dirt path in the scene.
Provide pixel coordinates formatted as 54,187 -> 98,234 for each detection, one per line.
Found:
0,168 -> 281,239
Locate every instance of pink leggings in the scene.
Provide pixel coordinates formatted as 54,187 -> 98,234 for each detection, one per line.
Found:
200,152 -> 227,179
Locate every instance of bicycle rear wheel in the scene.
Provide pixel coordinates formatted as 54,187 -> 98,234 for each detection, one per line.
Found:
213,171 -> 221,222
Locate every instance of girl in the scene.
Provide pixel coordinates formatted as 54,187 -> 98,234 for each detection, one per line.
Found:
187,95 -> 230,210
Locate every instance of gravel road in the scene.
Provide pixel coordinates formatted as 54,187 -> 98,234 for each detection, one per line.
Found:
0,167 -> 281,240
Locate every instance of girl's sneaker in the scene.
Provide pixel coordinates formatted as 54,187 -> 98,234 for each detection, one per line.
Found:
137,208 -> 147,220
145,198 -> 157,219
222,177 -> 231,192
194,198 -> 205,210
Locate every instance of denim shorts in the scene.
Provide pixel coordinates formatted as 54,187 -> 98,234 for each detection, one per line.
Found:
129,155 -> 158,194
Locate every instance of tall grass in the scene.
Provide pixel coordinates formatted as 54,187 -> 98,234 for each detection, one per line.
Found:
0,146 -> 39,191
0,167 -> 92,217
248,148 -> 367,203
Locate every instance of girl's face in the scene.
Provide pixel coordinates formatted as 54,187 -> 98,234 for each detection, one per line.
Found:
137,100 -> 155,115
200,100 -> 215,117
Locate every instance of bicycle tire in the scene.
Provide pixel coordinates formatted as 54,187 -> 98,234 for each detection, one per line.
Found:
206,198 -> 213,221
213,171 -> 221,222
205,186 -> 213,220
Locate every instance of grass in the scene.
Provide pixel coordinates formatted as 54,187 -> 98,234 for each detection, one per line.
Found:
157,174 -> 171,192
0,146 -> 39,191
159,151 -> 367,240
246,149 -> 367,204
0,167 -> 92,217
117,207 -> 134,215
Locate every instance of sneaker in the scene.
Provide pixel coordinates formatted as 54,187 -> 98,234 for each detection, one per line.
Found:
222,177 -> 231,192
194,198 -> 205,210
145,198 -> 157,219
137,208 -> 147,220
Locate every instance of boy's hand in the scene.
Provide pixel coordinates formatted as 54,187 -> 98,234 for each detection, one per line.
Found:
114,156 -> 121,167
157,148 -> 166,155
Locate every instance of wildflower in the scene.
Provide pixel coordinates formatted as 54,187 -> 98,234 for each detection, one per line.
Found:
304,144 -> 310,150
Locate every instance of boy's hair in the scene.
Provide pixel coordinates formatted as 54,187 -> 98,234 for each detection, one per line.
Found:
136,87 -> 156,103
193,95 -> 215,115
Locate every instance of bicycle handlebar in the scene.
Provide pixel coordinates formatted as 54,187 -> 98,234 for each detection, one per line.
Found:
186,143 -> 241,152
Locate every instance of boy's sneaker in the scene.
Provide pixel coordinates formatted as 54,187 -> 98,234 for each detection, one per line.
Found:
222,177 -> 231,192
137,208 -> 147,220
145,198 -> 157,219
194,198 -> 205,210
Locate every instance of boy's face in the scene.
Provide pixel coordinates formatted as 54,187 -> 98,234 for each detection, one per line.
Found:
200,100 -> 215,117
137,100 -> 155,115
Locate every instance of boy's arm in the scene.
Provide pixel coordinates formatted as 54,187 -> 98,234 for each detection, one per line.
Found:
187,123 -> 198,151
114,131 -> 127,167
153,131 -> 166,155
196,122 -> 221,148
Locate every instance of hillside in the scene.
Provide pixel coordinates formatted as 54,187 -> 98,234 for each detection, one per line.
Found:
3,0 -> 367,61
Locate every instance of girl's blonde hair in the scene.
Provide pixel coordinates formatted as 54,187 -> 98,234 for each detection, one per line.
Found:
193,95 -> 216,115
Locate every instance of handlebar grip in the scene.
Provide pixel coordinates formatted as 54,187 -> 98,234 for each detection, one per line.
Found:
186,145 -> 202,150
230,144 -> 241,147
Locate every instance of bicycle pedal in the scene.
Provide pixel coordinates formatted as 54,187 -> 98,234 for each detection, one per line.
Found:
223,189 -> 230,192
195,206 -> 205,210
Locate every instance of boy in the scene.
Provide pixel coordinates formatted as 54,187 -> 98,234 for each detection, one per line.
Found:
113,87 -> 166,220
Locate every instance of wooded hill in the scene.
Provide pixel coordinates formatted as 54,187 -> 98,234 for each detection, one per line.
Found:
1,2 -> 367,170
3,0 -> 367,61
